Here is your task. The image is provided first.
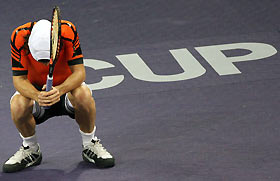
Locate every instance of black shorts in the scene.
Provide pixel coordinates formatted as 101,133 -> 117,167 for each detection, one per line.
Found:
33,94 -> 75,125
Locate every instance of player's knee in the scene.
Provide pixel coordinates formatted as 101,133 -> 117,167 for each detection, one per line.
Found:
72,86 -> 94,110
10,95 -> 32,120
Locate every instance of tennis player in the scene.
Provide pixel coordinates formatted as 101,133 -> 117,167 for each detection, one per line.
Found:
3,19 -> 115,173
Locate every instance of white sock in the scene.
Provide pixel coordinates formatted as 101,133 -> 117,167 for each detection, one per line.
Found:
79,126 -> 96,146
20,133 -> 38,149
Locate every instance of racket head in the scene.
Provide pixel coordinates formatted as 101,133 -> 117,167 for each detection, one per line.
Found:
50,6 -> 61,68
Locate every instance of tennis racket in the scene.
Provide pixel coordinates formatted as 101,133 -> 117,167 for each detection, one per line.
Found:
44,6 -> 61,109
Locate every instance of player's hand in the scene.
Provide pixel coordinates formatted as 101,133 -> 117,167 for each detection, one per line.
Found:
37,85 -> 60,106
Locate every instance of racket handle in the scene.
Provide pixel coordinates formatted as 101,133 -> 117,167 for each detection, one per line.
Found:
46,75 -> 53,92
43,75 -> 53,109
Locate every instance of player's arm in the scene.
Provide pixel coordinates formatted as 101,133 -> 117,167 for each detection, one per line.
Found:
12,75 -> 40,102
55,20 -> 85,95
39,63 -> 85,106
13,75 -> 60,106
55,63 -> 86,95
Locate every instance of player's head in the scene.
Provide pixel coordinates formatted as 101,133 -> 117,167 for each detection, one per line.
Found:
28,19 -> 51,62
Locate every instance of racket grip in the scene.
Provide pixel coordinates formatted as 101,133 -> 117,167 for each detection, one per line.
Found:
46,75 -> 53,92
43,75 -> 53,109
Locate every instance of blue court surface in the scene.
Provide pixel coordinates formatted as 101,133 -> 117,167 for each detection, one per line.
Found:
1,0 -> 280,180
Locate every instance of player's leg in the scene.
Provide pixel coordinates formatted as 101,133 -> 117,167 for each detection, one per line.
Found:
67,84 -> 115,168
11,94 -> 36,137
67,84 -> 96,133
2,93 -> 42,173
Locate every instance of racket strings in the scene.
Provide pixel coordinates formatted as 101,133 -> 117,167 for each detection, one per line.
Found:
50,9 -> 60,64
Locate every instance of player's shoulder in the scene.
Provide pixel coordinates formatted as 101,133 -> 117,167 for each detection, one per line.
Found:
61,20 -> 77,29
11,22 -> 34,50
11,22 -> 34,40
61,20 -> 78,41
